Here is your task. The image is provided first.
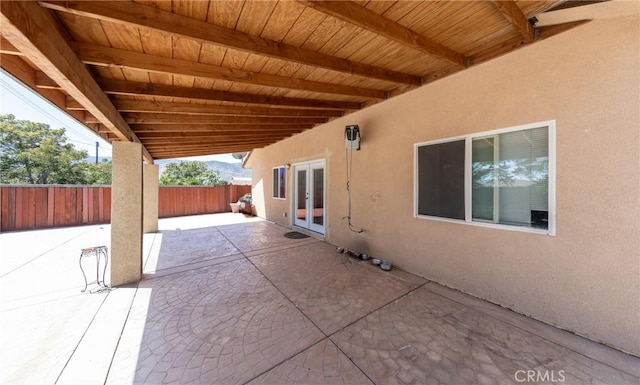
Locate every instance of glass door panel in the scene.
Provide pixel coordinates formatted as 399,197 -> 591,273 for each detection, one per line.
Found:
292,161 -> 325,234
294,167 -> 307,228
311,166 -> 324,228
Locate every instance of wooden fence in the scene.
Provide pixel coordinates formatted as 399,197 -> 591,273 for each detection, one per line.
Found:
158,185 -> 250,218
0,184 -> 251,232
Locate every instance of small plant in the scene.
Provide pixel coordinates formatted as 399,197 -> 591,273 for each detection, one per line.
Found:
238,193 -> 252,203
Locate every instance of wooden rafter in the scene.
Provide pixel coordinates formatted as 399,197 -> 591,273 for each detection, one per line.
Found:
146,141 -> 283,151
492,1 -> 536,43
148,145 -> 260,153
0,36 -> 21,55
298,1 -> 467,67
152,145 -> 257,152
147,147 -> 283,155
130,124 -> 310,134
1,53 -> 88,128
73,43 -> 387,99
0,0 -> 152,163
138,133 -> 305,142
34,71 -> 60,89
109,99 -> 344,118
144,135 -> 294,144
39,0 -> 422,85
151,148 -> 258,159
146,143 -> 283,152
143,135 -> 297,145
140,134 -> 301,141
97,78 -> 362,110
472,19 -> 589,63
89,113 -> 327,126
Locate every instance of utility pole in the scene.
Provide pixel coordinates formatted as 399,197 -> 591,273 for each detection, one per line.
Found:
95,141 -> 99,164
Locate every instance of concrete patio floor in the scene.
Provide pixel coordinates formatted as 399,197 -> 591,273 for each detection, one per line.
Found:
1,213 -> 638,385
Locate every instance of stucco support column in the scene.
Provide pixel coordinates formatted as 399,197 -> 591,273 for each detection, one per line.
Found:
143,164 -> 159,233
110,142 -> 142,287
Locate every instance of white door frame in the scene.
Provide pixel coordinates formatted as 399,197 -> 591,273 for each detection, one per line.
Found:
292,159 -> 326,235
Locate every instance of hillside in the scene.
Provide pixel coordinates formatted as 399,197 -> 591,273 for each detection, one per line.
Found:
156,159 -> 251,182
84,157 -> 251,183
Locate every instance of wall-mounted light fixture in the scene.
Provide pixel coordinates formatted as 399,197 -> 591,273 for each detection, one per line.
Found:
284,163 -> 291,169
345,125 -> 361,151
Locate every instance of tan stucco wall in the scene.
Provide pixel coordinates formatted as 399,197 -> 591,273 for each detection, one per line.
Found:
247,9 -> 640,355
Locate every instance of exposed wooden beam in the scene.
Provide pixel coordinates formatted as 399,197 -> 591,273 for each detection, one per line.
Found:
141,133 -> 301,147
390,19 -> 591,98
65,96 -> 84,110
1,53 -> 102,141
472,19 -> 590,64
152,147 -> 261,159
148,144 -> 266,152
138,133 -> 303,141
150,146 -> 260,154
147,143 -> 268,151
97,78 -> 361,110
34,70 -> 60,89
40,0 -> 422,86
74,43 -> 387,99
492,1 -> 535,43
147,147 -> 280,158
150,148 -> 265,157
142,134 -> 298,144
112,99 -> 344,118
144,132 -> 296,142
89,112 -> 327,125
146,146 -> 283,155
0,36 -> 22,55
131,124 -> 310,134
145,141 -> 281,151
0,0 -> 152,162
138,132 -> 305,139
298,1 -> 467,67
143,136 -> 295,146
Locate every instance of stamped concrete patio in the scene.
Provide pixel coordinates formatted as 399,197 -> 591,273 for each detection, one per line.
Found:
1,213 -> 638,384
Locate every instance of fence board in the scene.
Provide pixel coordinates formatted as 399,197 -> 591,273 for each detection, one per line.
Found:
27,188 -> 35,229
103,188 -> 111,223
82,188 -> 88,223
89,189 -> 100,223
53,187 -> 62,226
47,187 -> 54,226
0,184 -> 251,231
98,188 -> 104,223
15,187 -> 23,229
35,188 -> 47,228
9,188 -> 16,229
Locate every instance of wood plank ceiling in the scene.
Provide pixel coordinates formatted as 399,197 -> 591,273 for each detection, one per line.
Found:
1,0 -> 590,162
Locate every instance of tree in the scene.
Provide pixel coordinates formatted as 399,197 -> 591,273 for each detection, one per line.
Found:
81,160 -> 112,185
0,114 -> 88,184
159,161 -> 226,186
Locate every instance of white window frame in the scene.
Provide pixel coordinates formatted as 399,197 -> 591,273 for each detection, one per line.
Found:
272,166 -> 286,200
414,120 -> 556,235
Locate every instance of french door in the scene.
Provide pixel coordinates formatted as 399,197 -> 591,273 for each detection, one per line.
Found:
293,161 -> 325,234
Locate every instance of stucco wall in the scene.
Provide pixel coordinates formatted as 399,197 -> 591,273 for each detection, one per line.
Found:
247,9 -> 640,355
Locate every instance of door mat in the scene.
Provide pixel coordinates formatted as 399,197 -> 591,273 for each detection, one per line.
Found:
284,231 -> 310,239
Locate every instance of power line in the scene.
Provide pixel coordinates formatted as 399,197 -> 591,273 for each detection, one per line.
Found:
0,73 -> 111,150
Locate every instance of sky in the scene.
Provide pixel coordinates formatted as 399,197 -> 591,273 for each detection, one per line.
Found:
0,70 -> 240,163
